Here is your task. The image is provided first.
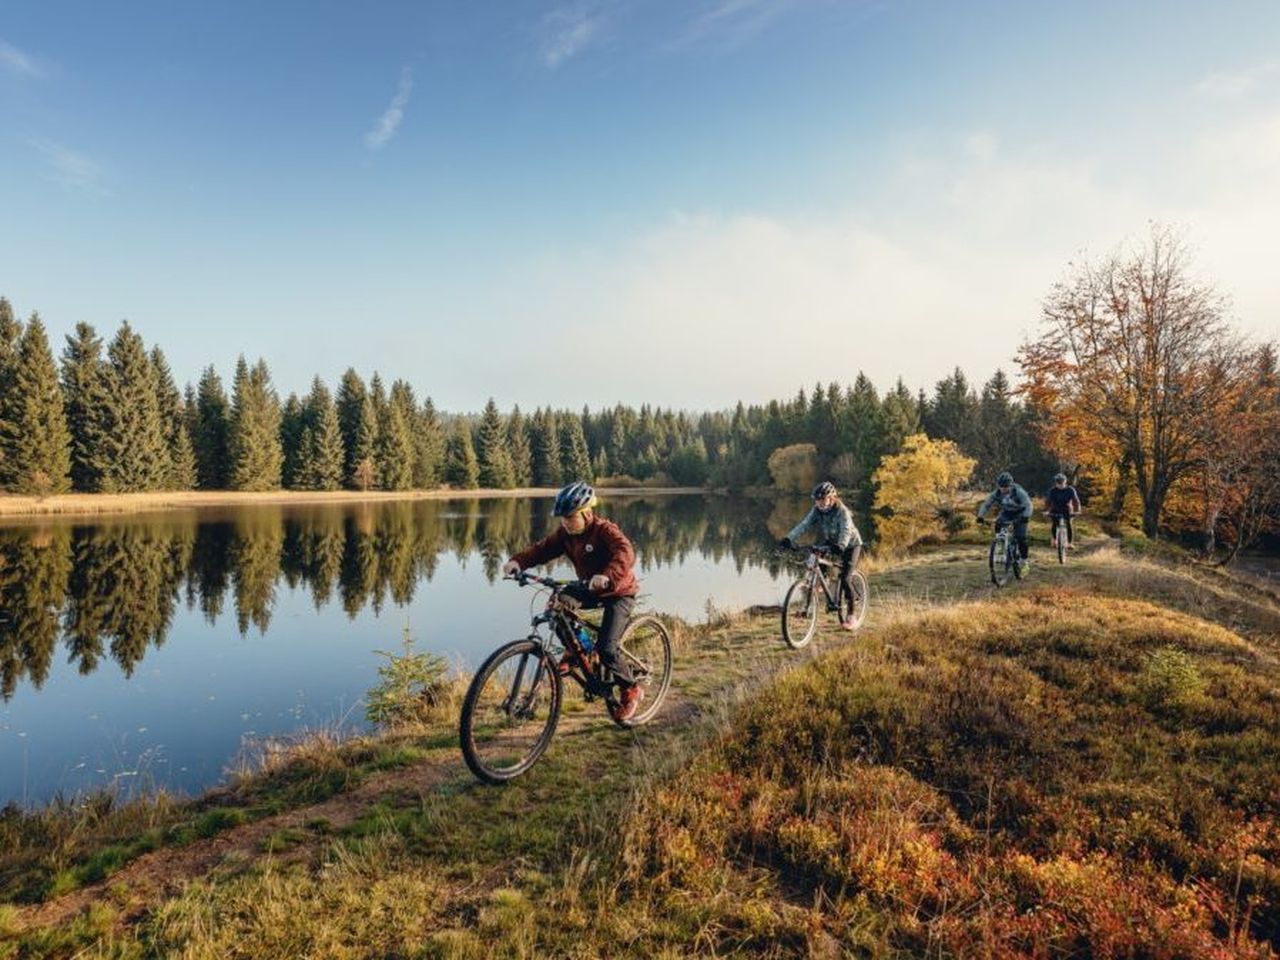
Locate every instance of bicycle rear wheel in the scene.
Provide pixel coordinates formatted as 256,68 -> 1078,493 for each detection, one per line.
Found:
459,639 -> 562,784
612,615 -> 673,728
841,570 -> 869,630
989,537 -> 1010,587
782,577 -> 818,648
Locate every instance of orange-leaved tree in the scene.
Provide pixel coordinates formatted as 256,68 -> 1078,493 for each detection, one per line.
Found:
871,433 -> 975,555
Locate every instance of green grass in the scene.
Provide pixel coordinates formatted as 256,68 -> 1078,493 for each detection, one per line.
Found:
7,536 -> 1280,958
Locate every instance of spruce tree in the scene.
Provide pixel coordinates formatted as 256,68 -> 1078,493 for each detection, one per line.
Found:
530,409 -> 562,487
414,398 -> 444,489
280,393 -> 305,489
443,418 -> 479,488
61,323 -> 109,492
298,377 -> 343,491
376,388 -> 414,491
3,315 -> 72,494
558,411 -> 593,482
229,357 -> 283,491
0,299 -> 23,488
151,347 -> 196,489
477,398 -> 515,489
337,370 -> 378,490
194,366 -> 231,489
507,404 -> 532,487
98,322 -> 168,491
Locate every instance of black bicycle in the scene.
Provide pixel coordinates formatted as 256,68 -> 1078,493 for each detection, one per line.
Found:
1049,511 -> 1071,564
780,545 -> 868,649
981,517 -> 1025,587
458,572 -> 673,784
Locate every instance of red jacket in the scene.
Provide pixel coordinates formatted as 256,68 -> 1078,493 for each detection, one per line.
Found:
510,515 -> 638,598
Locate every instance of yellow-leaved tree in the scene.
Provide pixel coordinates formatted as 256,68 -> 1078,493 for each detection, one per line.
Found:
872,433 -> 976,555
767,443 -> 818,494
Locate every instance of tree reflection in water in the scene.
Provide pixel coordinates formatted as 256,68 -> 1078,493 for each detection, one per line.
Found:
0,494 -> 820,701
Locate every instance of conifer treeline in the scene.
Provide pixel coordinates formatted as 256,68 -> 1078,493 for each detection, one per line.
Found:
0,299 -> 1050,499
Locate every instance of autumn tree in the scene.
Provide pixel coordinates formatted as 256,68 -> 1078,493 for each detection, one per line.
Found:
871,433 -> 976,555
1020,226 -> 1241,537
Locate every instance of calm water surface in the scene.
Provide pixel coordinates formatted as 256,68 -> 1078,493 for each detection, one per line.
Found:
0,494 -> 807,805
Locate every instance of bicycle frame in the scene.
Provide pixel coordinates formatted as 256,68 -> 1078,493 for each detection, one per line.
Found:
516,574 -> 614,701
799,548 -> 844,612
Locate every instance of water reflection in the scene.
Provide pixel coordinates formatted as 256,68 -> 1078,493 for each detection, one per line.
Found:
0,495 -> 802,703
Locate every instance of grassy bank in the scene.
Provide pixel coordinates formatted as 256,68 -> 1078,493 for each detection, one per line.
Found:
0,486 -> 704,521
4,532 -> 1279,957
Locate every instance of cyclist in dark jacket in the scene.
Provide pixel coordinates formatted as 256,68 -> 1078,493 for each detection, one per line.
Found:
1045,472 -> 1081,549
977,471 -> 1034,563
779,481 -> 864,630
503,480 -> 644,722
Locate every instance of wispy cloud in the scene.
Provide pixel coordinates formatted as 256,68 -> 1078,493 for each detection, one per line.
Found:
668,0 -> 796,51
0,37 -> 44,77
539,4 -> 606,68
28,138 -> 107,192
364,66 -> 413,151
1195,60 -> 1278,98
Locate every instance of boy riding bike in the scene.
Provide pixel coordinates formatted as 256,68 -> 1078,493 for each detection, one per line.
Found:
502,480 -> 645,722
976,471 -> 1034,565
1045,472 -> 1081,549
779,481 -> 864,630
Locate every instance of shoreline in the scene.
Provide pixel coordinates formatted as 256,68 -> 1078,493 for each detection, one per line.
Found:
0,486 -> 707,521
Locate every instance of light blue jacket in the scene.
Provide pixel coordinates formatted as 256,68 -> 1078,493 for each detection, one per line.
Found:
786,501 -> 862,550
976,482 -> 1033,520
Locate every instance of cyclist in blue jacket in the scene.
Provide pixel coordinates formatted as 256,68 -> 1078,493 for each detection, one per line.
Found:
976,471 -> 1034,565
779,481 -> 864,630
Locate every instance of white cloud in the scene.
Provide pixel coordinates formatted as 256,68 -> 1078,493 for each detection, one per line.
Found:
0,37 -> 43,77
669,0 -> 797,51
490,118 -> 1280,408
364,66 -> 413,151
540,5 -> 605,68
1194,60 -> 1278,98
27,138 -> 107,192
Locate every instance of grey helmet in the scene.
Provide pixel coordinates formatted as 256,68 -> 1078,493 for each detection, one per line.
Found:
553,480 -> 596,517
996,471 -> 1013,488
1053,472 -> 1067,483
812,481 -> 837,501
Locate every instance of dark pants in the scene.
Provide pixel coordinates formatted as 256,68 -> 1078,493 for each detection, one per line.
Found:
828,543 -> 862,609
562,585 -> 636,685
1050,514 -> 1074,545
996,516 -> 1029,559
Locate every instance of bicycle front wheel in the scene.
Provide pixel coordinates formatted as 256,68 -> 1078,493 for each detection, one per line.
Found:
613,615 -> 673,728
989,538 -> 1010,587
1057,525 -> 1067,564
842,570 -> 869,630
459,639 -> 562,784
782,578 -> 818,648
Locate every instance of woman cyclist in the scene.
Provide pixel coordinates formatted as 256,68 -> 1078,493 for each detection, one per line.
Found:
779,481 -> 864,630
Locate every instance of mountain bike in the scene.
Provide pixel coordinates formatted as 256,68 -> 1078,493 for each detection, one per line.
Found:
982,517 -> 1025,587
1050,512 -> 1070,564
458,572 -> 673,784
780,545 -> 868,649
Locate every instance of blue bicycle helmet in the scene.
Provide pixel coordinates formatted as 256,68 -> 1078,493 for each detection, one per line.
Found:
553,480 -> 596,517
996,471 -> 1013,488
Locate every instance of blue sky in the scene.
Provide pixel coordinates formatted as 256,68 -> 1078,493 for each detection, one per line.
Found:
2,1 -> 1278,410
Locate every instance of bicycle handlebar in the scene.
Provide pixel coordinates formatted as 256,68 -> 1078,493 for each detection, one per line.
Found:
504,572 -> 591,591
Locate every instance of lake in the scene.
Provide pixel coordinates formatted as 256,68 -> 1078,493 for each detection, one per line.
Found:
0,493 -> 812,806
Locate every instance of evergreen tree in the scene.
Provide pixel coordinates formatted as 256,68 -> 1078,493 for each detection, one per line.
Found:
530,409 -> 562,487
298,377 -> 343,491
413,398 -> 444,489
98,322 -> 168,492
280,393 -> 306,489
2,315 -> 71,494
0,299 -> 23,488
151,347 -> 196,489
923,368 -> 980,456
228,357 -> 283,491
443,418 -> 479,488
881,378 -> 922,453
477,398 -> 515,488
507,404 -> 532,486
61,322 -> 108,492
194,366 -> 231,489
558,411 -> 593,482
376,382 -> 414,491
337,369 -> 377,490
